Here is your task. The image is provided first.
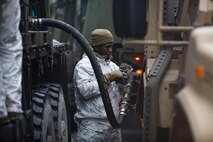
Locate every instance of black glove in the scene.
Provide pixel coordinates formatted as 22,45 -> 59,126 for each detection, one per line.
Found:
119,63 -> 133,73
119,63 -> 134,83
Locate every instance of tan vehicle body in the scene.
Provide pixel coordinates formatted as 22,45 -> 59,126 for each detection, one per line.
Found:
125,0 -> 213,141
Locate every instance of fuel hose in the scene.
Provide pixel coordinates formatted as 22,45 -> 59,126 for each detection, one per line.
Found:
30,18 -> 120,128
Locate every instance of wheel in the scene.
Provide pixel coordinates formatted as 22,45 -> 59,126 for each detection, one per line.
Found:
113,0 -> 147,38
48,84 -> 68,142
32,87 -> 55,142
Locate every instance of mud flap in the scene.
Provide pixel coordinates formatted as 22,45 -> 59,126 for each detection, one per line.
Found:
0,3 -> 1,17
0,115 -> 26,142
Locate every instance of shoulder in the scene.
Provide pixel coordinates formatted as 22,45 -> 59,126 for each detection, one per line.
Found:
76,56 -> 90,66
75,57 -> 93,71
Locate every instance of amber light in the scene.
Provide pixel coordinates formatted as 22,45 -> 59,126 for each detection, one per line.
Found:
136,69 -> 143,75
195,64 -> 204,79
134,56 -> 141,61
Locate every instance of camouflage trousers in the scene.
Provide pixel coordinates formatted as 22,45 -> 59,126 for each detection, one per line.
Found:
0,0 -> 23,118
72,119 -> 122,142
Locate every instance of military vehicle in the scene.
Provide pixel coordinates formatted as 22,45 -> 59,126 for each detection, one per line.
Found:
0,0 -> 138,141
0,0 -> 213,142
0,0 -> 81,141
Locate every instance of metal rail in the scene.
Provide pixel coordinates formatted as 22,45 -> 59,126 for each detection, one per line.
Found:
123,40 -> 189,46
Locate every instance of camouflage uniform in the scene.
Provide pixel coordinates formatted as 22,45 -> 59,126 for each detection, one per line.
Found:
0,0 -> 23,118
72,29 -> 122,141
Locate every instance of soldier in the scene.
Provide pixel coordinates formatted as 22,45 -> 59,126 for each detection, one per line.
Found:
0,0 -> 23,124
73,29 -> 123,141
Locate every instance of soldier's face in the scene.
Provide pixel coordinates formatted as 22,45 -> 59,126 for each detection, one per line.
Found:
95,42 -> 113,57
101,42 -> 113,56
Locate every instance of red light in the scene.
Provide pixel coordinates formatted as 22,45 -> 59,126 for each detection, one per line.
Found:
134,56 -> 141,61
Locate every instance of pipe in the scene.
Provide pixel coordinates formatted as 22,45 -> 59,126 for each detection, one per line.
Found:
30,18 -> 120,128
123,39 -> 189,46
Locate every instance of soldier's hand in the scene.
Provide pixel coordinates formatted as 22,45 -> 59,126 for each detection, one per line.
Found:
119,63 -> 133,73
104,70 -> 123,85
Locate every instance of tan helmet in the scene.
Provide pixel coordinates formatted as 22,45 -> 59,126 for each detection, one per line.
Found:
91,29 -> 114,47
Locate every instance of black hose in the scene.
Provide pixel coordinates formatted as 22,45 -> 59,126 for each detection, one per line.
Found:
31,18 -> 120,128
118,114 -> 125,124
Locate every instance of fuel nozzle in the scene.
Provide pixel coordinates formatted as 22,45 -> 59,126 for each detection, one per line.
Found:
118,71 -> 137,124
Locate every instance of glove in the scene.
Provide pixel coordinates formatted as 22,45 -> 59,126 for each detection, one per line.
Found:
119,63 -> 133,73
104,70 -> 123,85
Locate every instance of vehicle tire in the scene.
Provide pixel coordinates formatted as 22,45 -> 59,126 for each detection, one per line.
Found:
113,0 -> 147,38
48,84 -> 68,142
32,87 -> 56,142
